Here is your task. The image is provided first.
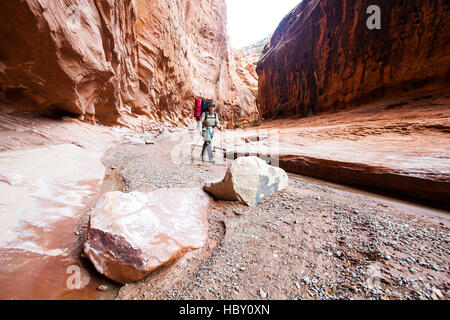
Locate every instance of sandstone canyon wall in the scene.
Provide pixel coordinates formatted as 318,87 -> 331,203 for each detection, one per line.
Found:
0,0 -> 139,126
0,0 -> 257,128
241,34 -> 271,66
256,0 -> 450,118
135,0 -> 258,126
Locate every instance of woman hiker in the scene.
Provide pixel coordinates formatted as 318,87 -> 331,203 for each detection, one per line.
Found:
199,102 -> 221,163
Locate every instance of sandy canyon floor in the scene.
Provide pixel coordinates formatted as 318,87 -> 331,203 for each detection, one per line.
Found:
109,143 -> 450,300
222,93 -> 450,208
0,97 -> 449,300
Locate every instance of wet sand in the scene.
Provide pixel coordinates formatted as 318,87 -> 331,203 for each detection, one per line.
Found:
0,112 -> 129,299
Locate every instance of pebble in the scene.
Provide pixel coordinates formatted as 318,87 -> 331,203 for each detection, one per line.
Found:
431,287 -> 444,300
259,288 -> 267,299
97,285 -> 108,291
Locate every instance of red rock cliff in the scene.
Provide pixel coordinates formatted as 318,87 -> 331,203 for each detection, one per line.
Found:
0,0 -> 139,125
135,0 -> 258,127
0,0 -> 257,128
256,0 -> 450,118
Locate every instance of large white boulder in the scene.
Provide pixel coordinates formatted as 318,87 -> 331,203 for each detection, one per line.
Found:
204,156 -> 288,206
84,188 -> 210,284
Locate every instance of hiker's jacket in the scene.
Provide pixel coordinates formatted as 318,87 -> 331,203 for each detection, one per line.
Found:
199,111 -> 221,130
199,111 -> 221,142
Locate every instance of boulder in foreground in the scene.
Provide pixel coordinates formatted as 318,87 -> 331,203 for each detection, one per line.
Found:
204,156 -> 288,206
84,188 -> 210,284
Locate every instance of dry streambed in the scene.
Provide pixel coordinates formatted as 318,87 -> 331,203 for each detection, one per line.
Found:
1,114 -> 448,300
101,139 -> 449,300
223,97 -> 450,208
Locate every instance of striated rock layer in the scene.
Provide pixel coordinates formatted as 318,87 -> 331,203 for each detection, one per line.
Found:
241,34 -> 271,67
84,188 -> 210,284
135,0 -> 258,127
257,0 -> 450,118
0,0 -> 257,128
0,0 -> 139,126
221,95 -> 450,208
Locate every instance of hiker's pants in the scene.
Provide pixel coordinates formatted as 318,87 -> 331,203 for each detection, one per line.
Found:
201,126 -> 215,160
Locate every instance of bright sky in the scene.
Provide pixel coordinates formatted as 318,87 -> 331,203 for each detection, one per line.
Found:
226,0 -> 302,48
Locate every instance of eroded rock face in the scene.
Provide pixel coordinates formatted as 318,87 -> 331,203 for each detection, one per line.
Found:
135,0 -> 258,126
0,0 -> 139,125
0,0 -> 257,128
241,34 -> 271,67
204,156 -> 288,207
84,188 -> 210,284
256,0 -> 450,118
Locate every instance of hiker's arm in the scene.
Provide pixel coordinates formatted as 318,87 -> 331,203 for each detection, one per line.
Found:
198,113 -> 205,131
216,114 -> 221,130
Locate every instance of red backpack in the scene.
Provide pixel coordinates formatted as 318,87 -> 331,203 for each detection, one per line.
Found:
194,98 -> 202,120
194,98 -> 214,121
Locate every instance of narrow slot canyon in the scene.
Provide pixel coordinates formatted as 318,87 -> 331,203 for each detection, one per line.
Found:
0,0 -> 448,303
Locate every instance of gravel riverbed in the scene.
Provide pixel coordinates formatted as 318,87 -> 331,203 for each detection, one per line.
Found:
99,136 -> 449,300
